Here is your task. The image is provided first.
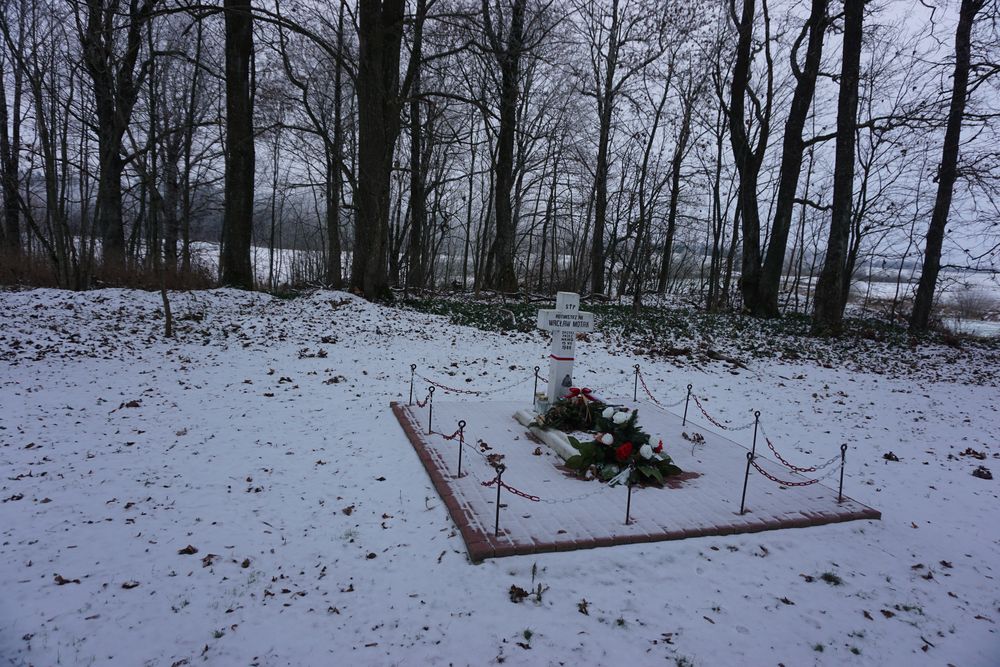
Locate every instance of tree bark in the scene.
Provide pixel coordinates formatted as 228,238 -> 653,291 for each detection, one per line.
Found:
326,0 -> 346,288
909,0 -> 984,332
406,0 -> 428,290
80,0 -> 154,275
812,0 -> 864,335
482,0 -> 525,292
350,0 -> 405,300
220,0 -> 255,289
0,51 -> 21,256
657,82 -> 696,293
590,0 -> 620,296
757,0 -> 827,316
728,0 -> 769,313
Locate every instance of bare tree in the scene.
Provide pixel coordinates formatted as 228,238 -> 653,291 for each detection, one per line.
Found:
349,0 -> 407,299
220,0 -> 255,288
76,0 -> 156,274
910,0 -> 987,332
727,0 -> 773,314
755,0 -> 828,316
812,0 -> 865,335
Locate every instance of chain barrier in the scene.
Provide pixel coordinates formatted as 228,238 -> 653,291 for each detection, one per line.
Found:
635,368 -> 686,409
587,374 -> 631,399
414,392 -> 431,408
750,456 -> 841,488
758,424 -> 841,474
481,476 -> 541,502
438,427 -> 464,442
418,372 -> 531,396
539,484 -> 616,505
431,413 -> 615,505
691,394 -> 756,431
750,458 -> 820,487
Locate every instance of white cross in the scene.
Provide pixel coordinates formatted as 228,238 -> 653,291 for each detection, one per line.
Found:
536,292 -> 595,404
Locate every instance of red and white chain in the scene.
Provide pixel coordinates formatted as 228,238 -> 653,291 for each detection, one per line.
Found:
691,394 -> 756,431
481,476 -> 541,502
418,373 -> 530,396
759,424 -> 842,474
637,369 -> 686,409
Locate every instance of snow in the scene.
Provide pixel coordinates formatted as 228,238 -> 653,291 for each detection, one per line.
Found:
1,288 -> 998,666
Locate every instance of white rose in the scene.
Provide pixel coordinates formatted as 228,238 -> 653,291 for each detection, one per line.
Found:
600,433 -> 614,445
602,407 -> 615,419
639,444 -> 653,459
612,411 -> 629,425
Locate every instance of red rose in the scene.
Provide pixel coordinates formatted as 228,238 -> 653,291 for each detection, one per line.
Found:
654,440 -> 663,454
615,441 -> 633,463
581,387 -> 592,395
568,387 -> 581,396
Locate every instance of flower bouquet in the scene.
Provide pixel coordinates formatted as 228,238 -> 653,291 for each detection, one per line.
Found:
533,390 -> 682,486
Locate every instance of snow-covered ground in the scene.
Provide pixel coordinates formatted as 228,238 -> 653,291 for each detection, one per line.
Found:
1,289 -> 998,666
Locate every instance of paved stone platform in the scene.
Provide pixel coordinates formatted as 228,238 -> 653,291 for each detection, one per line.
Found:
391,399 -> 881,562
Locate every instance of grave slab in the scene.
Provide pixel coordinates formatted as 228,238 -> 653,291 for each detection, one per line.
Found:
392,399 -> 881,562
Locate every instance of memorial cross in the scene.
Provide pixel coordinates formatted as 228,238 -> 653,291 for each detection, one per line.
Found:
536,292 -> 595,404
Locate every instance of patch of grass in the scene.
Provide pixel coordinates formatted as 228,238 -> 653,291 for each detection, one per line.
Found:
850,646 -> 861,655
821,571 -> 844,586
813,644 -> 825,652
522,628 -> 533,642
400,295 -> 1000,380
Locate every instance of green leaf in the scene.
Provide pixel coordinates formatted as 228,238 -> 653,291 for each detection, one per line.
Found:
638,465 -> 664,484
564,455 -> 586,470
660,463 -> 683,477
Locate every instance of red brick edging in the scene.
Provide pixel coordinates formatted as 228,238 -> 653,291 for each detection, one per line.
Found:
391,402 -> 881,563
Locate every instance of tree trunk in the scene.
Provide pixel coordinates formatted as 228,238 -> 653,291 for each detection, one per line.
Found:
406,0 -> 427,290
326,0 -> 346,288
909,0 -> 984,332
483,0 -> 525,292
657,84 -> 694,293
350,0 -> 405,300
180,20 -> 203,276
812,0 -> 864,335
728,0 -> 767,314
590,0 -> 620,296
80,0 -> 153,275
220,0 -> 255,289
757,0 -> 827,316
0,55 -> 21,256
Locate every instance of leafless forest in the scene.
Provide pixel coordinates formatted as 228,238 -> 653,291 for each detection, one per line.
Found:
0,0 -> 998,333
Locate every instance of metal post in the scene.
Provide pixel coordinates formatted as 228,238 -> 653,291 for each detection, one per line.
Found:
633,364 -> 640,401
625,461 -> 635,525
682,384 -> 693,425
532,366 -> 540,405
494,464 -> 506,536
409,364 -> 417,405
739,452 -> 753,515
740,412 -> 762,515
837,443 -> 848,503
456,420 -> 466,478
427,386 -> 435,434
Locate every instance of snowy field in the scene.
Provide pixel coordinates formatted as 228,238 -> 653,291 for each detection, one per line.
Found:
1,288 -> 998,666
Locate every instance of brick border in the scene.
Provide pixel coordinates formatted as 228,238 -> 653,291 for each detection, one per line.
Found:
391,402 -> 881,563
